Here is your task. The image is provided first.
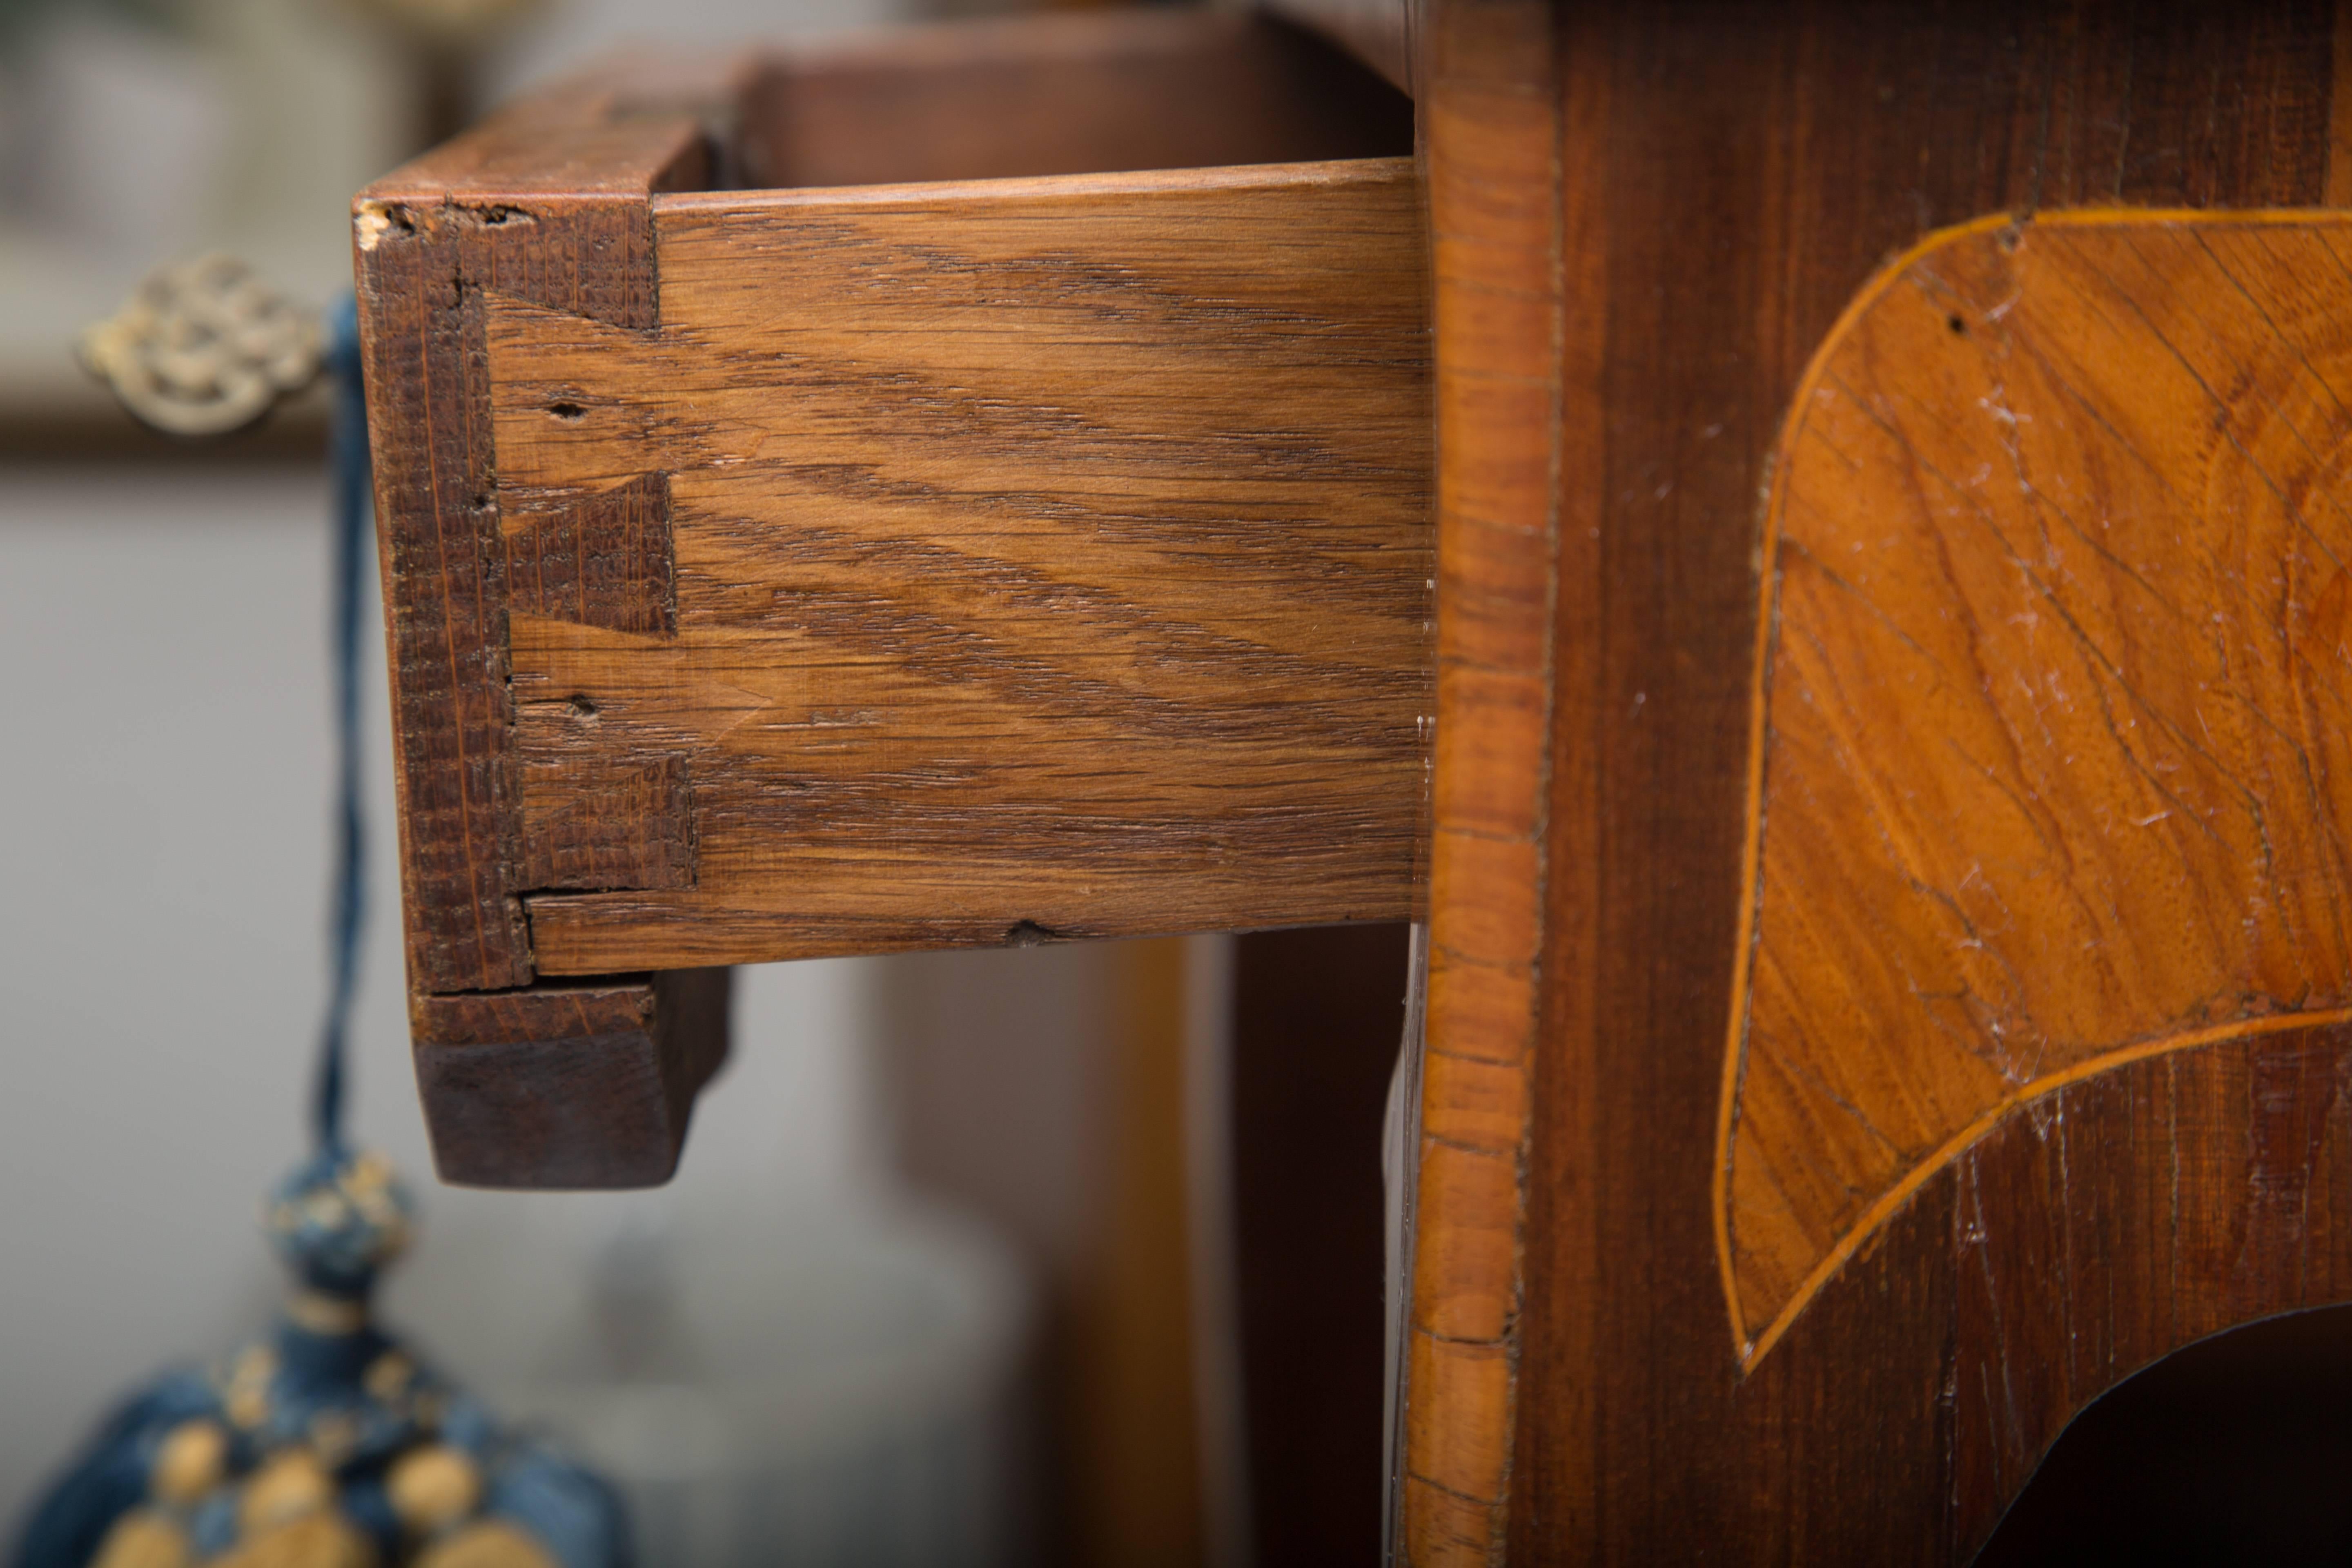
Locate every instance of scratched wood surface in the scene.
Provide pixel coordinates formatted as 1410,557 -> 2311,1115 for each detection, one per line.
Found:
1396,0 -> 2351,1562
1949,1024 -> 2352,1551
486,159 -> 1431,976
1725,210 -> 2352,1364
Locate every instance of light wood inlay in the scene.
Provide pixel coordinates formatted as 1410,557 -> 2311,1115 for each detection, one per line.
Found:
1724,209 -> 2352,1363
483,159 -> 1432,972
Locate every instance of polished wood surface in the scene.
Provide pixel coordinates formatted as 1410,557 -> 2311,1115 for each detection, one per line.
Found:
1399,0 -> 2350,1561
1727,210 -> 2352,1365
494,158 -> 1431,974
359,3 -> 2352,1545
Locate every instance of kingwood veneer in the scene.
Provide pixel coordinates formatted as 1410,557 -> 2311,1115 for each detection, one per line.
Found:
1400,1 -> 2352,1563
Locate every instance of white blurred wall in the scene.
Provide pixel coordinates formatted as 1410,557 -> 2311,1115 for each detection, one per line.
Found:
489,0 -> 910,98
0,465 -> 917,1531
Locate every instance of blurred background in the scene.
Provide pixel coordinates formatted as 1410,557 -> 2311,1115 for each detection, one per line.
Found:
0,0 -> 1411,1562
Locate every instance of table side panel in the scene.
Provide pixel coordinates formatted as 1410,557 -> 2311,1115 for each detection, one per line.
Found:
1396,0 -> 2345,1562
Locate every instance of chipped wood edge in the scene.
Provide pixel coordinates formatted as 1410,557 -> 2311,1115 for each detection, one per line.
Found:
1717,204 -> 2352,1372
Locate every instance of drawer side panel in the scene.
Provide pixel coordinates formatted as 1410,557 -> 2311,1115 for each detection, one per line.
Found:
488,158 -> 1434,969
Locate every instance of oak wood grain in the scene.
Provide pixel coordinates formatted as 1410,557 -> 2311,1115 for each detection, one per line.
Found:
1725,210 -> 2352,1365
486,158 -> 1432,973
519,751 -> 694,893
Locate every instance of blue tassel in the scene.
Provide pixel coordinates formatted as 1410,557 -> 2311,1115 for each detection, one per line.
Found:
11,1378 -> 214,1568
9,298 -> 633,1568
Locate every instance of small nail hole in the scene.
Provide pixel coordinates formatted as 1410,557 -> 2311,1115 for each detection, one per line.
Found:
1948,314 -> 1967,335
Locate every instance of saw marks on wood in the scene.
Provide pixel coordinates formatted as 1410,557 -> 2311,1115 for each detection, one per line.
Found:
484,158 -> 1432,973
1725,210 -> 2352,1363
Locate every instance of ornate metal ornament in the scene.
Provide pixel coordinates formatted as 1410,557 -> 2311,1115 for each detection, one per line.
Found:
78,256 -> 323,438
18,1149 -> 626,1568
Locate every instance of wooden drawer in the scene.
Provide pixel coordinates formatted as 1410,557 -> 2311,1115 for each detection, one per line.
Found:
354,9 -> 1430,1185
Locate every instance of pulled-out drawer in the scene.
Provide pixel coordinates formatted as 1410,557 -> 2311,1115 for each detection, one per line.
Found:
354,8 -> 1430,1186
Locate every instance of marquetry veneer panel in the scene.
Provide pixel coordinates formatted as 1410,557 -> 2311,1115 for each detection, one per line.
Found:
1724,211 -> 2352,1361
